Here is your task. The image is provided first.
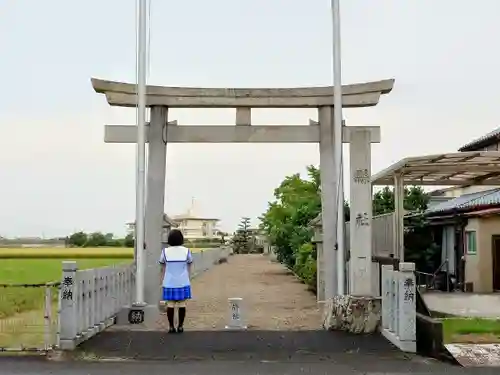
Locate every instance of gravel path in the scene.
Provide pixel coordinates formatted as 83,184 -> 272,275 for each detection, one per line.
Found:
157,254 -> 322,331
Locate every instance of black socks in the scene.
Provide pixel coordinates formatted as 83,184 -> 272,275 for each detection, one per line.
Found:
166,306 -> 186,333
166,307 -> 175,331
178,307 -> 186,331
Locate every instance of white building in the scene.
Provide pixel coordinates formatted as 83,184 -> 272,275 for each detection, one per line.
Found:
126,213 -> 178,243
173,199 -> 220,240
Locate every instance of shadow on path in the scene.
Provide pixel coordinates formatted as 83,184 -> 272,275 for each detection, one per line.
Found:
78,329 -> 450,370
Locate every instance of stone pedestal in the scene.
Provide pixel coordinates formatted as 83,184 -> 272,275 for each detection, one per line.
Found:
323,295 -> 381,334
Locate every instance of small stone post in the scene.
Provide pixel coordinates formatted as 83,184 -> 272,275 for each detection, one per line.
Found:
392,268 -> 398,334
225,297 -> 246,330
59,261 -> 77,350
381,264 -> 393,330
398,262 -> 416,352
311,218 -> 325,302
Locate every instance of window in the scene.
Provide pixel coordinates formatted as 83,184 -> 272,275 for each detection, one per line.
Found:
466,231 -> 477,255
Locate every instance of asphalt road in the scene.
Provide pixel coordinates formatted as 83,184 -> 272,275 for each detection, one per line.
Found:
0,357 -> 499,375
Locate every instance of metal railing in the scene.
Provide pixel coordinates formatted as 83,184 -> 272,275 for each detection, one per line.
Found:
0,282 -> 59,352
415,259 -> 451,292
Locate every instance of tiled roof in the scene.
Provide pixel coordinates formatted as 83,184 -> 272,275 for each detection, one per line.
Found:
458,126 -> 500,151
426,188 -> 500,214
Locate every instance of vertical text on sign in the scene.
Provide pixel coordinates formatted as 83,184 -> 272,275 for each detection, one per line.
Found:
226,297 -> 246,329
353,168 -> 370,184
231,301 -> 240,321
61,276 -> 74,301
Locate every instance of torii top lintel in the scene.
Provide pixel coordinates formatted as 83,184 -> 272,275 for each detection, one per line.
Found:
91,78 -> 395,108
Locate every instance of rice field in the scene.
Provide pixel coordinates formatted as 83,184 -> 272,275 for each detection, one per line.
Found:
0,246 -> 217,349
0,258 -> 130,350
0,247 -> 134,259
0,246 -> 206,259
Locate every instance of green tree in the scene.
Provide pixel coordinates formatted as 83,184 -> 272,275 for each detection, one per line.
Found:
124,233 -> 134,247
373,186 -> 429,215
68,231 -> 87,247
260,165 -> 321,269
260,166 -> 433,285
232,217 -> 251,254
371,185 -> 434,270
85,232 -> 107,247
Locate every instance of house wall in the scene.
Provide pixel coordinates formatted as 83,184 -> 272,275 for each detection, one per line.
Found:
481,141 -> 500,151
465,218 -> 481,291
465,216 -> 500,292
442,186 -> 499,198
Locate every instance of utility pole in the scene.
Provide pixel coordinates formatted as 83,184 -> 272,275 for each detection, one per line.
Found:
331,0 -> 346,295
134,0 -> 147,306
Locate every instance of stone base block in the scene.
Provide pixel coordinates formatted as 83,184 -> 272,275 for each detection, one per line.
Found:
323,295 -> 381,334
114,304 -> 160,330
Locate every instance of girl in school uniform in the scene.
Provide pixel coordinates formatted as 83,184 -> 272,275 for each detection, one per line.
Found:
159,229 -> 193,333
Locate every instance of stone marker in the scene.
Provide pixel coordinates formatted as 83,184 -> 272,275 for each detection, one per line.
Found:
225,297 -> 247,330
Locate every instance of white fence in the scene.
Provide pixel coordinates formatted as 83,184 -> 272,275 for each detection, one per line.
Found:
58,261 -> 135,350
381,262 -> 416,353
190,247 -> 232,277
58,247 -> 232,350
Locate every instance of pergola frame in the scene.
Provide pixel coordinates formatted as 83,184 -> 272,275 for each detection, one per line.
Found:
371,151 -> 500,260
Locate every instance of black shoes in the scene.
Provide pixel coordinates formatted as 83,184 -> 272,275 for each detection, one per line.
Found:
168,326 -> 184,334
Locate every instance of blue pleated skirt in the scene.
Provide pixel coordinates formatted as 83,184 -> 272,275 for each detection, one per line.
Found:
162,286 -> 192,301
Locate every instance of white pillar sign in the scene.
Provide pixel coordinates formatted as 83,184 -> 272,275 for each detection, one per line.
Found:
398,262 -> 416,347
349,129 -> 373,296
226,297 -> 246,330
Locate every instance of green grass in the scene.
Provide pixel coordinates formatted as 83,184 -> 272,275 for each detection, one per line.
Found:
0,258 -> 127,284
0,246 -> 211,259
0,258 -> 130,349
0,247 -> 222,349
0,258 -> 129,318
442,318 -> 500,344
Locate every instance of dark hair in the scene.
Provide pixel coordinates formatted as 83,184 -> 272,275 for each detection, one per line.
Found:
167,229 -> 184,246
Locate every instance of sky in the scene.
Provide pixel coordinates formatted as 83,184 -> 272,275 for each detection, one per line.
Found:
1,0 -> 500,238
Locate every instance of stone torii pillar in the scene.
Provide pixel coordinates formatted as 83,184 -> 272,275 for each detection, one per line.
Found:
321,126 -> 382,333
144,107 -> 169,305
310,120 -> 380,302
348,127 -> 380,296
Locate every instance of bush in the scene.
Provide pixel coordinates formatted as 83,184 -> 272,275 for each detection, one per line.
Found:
260,166 -> 321,289
293,243 -> 317,288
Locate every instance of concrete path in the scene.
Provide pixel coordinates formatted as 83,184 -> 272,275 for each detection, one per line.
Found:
165,254 -> 322,331
423,292 -> 500,318
78,254 -> 445,367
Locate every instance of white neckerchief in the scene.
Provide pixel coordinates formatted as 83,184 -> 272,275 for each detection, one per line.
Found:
164,246 -> 188,262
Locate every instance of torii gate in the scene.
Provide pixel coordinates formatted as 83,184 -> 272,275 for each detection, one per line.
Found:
92,77 -> 394,325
